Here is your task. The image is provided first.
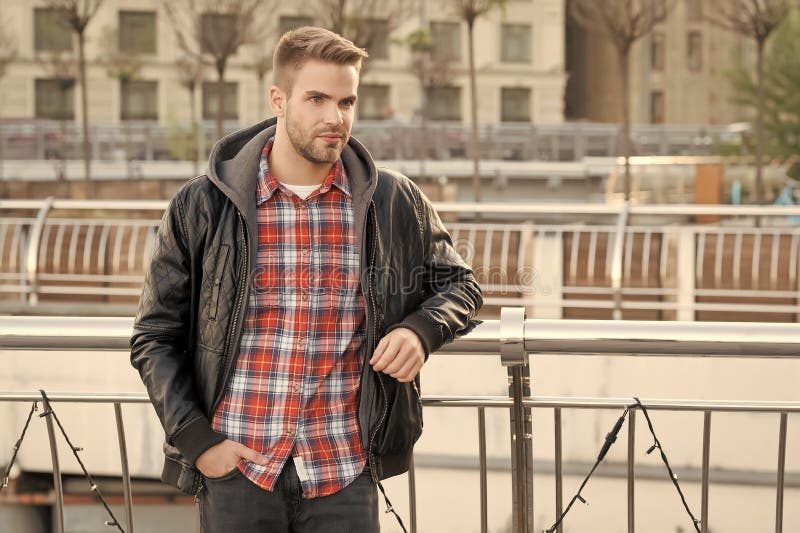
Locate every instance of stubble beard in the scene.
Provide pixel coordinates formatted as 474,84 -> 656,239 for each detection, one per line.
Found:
285,109 -> 349,165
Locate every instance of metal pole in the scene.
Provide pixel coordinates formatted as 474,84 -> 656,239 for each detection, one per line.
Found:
40,391 -> 65,533
114,403 -> 135,533
25,198 -> 54,305
408,456 -> 417,533
627,409 -> 636,533
775,412 -> 787,533
554,408 -> 563,533
701,411 -> 711,533
611,203 -> 630,320
500,307 -> 531,532
478,407 -> 488,533
508,364 -> 532,533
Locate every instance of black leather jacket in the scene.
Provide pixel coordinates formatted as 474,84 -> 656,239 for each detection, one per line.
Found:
130,118 -> 482,495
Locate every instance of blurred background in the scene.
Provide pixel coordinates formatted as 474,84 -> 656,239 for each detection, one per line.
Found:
1,1 -> 799,532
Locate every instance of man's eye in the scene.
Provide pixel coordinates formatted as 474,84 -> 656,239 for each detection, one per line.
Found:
310,95 -> 323,103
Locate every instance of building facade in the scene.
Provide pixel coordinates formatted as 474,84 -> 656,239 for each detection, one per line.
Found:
0,0 -> 567,129
565,0 -> 753,125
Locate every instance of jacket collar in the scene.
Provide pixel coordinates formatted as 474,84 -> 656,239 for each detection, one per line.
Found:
206,117 -> 379,255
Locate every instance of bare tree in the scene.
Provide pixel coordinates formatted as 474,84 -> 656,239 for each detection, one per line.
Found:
404,28 -> 455,177
176,55 -> 207,174
34,52 -> 78,180
44,0 -> 105,186
250,52 -> 273,116
165,0 -> 275,141
706,0 -> 793,204
308,0 -> 417,72
448,0 -> 506,203
0,17 -> 18,181
570,0 -> 674,201
98,27 -> 143,175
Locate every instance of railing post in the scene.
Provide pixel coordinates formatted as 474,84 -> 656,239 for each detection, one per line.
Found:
39,391 -> 65,533
676,227 -> 696,321
775,412 -> 787,533
114,403 -> 135,533
501,307 -> 532,533
611,203 -> 630,320
25,198 -> 54,306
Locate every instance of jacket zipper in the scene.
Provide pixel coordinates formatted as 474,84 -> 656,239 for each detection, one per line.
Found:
211,213 -> 248,413
365,202 -> 388,484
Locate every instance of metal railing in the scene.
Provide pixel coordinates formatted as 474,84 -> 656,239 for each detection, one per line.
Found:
0,121 -> 734,164
5,200 -> 800,321
1,312 -> 798,532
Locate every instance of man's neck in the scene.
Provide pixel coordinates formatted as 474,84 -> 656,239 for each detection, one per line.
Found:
268,134 -> 333,186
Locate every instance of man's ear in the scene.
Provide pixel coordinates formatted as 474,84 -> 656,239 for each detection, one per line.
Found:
269,86 -> 286,117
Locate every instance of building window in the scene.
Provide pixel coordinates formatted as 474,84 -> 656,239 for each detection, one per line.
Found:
688,31 -> 702,71
431,21 -> 461,62
500,24 -> 531,63
35,78 -> 75,120
651,32 -> 665,71
202,81 -> 238,120
429,86 -> 461,121
200,13 -> 236,54
279,15 -> 313,34
34,8 -> 72,52
500,88 -> 531,122
119,11 -> 156,54
363,19 -> 389,59
121,80 -> 158,121
358,84 -> 390,120
686,0 -> 703,20
650,90 -> 665,124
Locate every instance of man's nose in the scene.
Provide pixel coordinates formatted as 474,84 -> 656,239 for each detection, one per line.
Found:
323,104 -> 344,126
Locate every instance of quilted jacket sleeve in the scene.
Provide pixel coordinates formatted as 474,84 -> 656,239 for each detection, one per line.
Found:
129,190 -> 225,465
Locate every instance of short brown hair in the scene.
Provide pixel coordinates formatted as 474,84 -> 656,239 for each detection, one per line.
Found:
273,27 -> 368,94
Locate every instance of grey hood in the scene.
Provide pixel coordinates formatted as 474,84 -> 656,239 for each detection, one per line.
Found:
205,117 -> 380,266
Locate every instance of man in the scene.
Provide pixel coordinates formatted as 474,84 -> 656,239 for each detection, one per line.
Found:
130,27 -> 481,532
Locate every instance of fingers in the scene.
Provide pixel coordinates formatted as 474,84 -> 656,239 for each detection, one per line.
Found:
371,328 -> 425,382
235,442 -> 268,465
370,334 -> 401,372
391,357 -> 423,382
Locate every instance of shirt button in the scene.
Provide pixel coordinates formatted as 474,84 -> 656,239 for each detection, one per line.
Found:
286,426 -> 295,436
302,248 -> 310,256
292,383 -> 301,393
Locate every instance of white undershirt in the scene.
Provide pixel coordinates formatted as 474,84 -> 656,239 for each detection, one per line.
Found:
280,181 -> 320,200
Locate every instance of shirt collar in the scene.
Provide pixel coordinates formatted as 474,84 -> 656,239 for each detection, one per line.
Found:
256,139 -> 350,205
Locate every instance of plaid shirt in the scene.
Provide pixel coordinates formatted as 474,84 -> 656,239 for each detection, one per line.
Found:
211,140 -> 367,498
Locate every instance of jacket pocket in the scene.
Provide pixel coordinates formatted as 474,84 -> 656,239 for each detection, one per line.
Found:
375,379 -> 423,456
209,244 -> 230,320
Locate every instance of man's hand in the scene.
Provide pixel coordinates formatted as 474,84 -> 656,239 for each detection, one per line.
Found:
370,327 -> 425,382
195,439 -> 268,478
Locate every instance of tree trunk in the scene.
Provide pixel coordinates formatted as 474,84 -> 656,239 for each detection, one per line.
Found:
420,83 -> 429,180
216,66 -> 225,141
619,47 -> 632,202
189,84 -> 199,174
78,29 -> 92,189
755,39 -> 766,205
467,18 -> 481,203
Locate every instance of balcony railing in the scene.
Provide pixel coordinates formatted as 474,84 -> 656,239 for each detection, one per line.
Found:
1,311 -> 798,533
0,121 -> 735,164
4,200 -> 800,322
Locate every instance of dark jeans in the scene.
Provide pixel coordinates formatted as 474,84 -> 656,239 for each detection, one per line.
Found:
198,457 -> 379,533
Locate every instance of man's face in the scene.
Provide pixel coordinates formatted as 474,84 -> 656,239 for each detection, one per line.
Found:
280,60 -> 359,165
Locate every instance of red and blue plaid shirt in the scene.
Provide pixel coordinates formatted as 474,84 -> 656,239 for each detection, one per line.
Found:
211,140 -> 367,498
